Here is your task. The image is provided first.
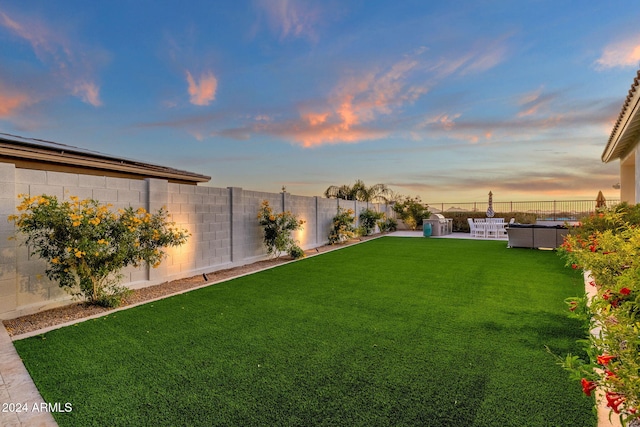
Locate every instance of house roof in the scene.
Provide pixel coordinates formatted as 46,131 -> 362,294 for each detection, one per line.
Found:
602,69 -> 640,163
0,133 -> 211,185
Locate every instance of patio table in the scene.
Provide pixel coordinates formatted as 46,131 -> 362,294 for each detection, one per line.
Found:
472,219 -> 507,238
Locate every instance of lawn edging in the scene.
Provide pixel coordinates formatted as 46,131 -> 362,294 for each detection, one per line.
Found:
9,234 -> 386,341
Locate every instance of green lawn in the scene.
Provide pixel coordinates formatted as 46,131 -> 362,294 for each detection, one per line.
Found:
14,237 -> 594,426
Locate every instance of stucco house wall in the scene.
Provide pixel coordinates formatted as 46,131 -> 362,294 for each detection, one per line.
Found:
603,70 -> 640,203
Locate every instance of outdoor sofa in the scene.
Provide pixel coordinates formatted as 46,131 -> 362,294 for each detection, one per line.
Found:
506,224 -> 568,249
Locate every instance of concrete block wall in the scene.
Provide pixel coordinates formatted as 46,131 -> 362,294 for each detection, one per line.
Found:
0,166 -> 392,319
316,197 -> 339,244
287,193 -> 318,249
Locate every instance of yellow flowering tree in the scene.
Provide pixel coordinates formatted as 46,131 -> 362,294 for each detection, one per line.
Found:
9,194 -> 189,307
256,200 -> 305,259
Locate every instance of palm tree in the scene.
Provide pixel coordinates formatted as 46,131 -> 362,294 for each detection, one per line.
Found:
324,180 -> 391,203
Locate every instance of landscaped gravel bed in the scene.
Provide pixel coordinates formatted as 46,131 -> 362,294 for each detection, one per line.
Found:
3,236 -> 379,337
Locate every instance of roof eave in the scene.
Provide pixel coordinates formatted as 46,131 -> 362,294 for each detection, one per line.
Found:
603,70 -> 640,163
0,135 -> 211,184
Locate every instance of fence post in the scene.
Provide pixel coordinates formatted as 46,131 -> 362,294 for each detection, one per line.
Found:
229,187 -> 244,263
282,190 -> 288,213
147,178 -> 169,282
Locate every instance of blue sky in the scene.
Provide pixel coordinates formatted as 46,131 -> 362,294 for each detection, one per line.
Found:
1,1 -> 639,203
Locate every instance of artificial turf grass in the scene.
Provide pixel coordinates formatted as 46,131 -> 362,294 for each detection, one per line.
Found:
13,237 -> 595,426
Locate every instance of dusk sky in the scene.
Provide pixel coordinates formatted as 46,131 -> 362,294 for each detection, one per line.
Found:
1,1 -> 639,203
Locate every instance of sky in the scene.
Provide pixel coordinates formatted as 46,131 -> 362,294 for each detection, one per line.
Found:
1,1 -> 639,203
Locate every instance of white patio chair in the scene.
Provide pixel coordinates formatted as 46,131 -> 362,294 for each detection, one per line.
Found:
496,223 -> 508,239
485,223 -> 498,238
467,218 -> 478,237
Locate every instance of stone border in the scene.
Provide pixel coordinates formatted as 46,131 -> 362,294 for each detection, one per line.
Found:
0,326 -> 57,426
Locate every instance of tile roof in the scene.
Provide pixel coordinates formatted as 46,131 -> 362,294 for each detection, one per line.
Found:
602,69 -> 640,162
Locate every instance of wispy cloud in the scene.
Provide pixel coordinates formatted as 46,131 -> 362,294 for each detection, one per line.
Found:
0,9 -> 105,106
390,159 -> 619,201
516,87 -> 560,118
275,56 -> 427,147
427,35 -> 510,79
72,81 -> 102,107
253,0 -> 323,41
143,35 -> 510,147
595,33 -> 640,69
0,83 -> 33,118
186,70 -> 218,106
191,54 -> 429,147
416,89 -> 618,147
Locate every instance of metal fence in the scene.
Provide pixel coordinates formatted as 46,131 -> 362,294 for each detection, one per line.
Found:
427,199 -> 621,221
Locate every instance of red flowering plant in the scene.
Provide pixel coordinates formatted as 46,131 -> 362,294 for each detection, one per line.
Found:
557,207 -> 640,425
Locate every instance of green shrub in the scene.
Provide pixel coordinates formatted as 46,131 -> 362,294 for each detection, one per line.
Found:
359,209 -> 384,236
288,245 -> 305,259
558,205 -> 640,423
392,197 -> 429,230
378,217 -> 398,232
9,194 -> 189,307
569,202 -> 640,241
328,207 -> 356,244
257,200 -> 305,258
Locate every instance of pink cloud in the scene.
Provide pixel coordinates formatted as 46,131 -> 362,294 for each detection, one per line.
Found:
186,70 -> 218,106
517,88 -> 544,117
273,57 -> 427,147
304,112 -> 329,126
0,87 -> 32,118
0,10 -> 104,106
72,81 -> 102,107
261,117 -> 388,148
596,35 -> 640,69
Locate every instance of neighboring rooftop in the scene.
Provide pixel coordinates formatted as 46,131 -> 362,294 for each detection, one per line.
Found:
602,69 -> 640,163
0,133 -> 211,185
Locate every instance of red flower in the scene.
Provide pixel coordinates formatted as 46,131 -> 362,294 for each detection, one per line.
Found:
620,287 -> 631,296
606,392 -> 625,414
589,245 -> 597,252
605,370 -> 617,378
602,290 -> 611,300
589,281 -> 597,287
569,301 -> 578,312
572,263 -> 579,270
597,354 -> 616,365
581,378 -> 597,396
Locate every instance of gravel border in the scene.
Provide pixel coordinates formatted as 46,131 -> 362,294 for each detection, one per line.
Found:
3,235 -> 383,337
